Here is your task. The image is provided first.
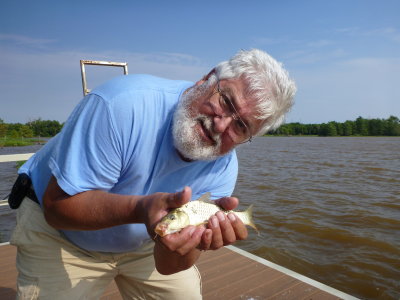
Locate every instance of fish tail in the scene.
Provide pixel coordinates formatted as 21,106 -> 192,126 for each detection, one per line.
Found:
244,205 -> 259,235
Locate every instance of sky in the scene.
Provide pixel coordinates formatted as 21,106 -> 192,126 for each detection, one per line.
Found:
1,0 -> 399,124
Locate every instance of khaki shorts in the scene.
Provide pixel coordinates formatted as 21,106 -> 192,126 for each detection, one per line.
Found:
10,198 -> 202,300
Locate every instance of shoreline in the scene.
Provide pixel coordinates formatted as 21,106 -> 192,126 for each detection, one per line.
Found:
263,134 -> 400,137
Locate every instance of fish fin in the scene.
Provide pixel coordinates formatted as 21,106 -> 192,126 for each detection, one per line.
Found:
245,205 -> 260,236
197,192 -> 213,203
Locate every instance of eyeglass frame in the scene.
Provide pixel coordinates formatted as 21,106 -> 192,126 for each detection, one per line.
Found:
210,81 -> 253,144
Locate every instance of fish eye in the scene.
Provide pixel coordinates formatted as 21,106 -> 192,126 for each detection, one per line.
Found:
169,215 -> 176,220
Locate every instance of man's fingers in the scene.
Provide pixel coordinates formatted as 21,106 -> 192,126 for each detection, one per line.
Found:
174,226 -> 204,255
160,225 -> 204,255
216,211 -> 237,245
214,196 -> 239,211
206,211 -> 249,250
208,215 -> 224,250
199,228 -> 212,251
161,226 -> 194,251
166,186 -> 192,208
227,213 -> 248,240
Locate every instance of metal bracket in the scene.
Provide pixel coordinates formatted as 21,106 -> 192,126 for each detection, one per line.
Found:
80,60 -> 129,96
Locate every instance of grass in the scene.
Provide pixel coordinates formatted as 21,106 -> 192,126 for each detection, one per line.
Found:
15,161 -> 26,169
0,138 -> 44,147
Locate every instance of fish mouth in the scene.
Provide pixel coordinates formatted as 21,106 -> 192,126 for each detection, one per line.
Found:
154,223 -> 168,237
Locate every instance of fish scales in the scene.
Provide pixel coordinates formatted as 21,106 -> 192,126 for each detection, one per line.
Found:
155,193 -> 257,237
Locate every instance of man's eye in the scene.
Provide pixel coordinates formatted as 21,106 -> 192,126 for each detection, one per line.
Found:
238,120 -> 246,129
235,121 -> 247,134
219,95 -> 229,108
224,96 -> 236,112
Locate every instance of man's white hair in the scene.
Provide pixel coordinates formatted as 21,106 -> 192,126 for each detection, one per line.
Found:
214,49 -> 296,135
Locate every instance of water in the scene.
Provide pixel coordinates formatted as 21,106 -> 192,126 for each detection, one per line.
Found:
233,137 -> 400,300
0,138 -> 399,299
0,145 -> 43,242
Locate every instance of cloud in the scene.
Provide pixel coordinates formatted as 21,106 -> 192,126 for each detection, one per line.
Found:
252,37 -> 289,45
285,48 -> 347,65
367,27 -> 400,43
335,27 -> 360,34
0,33 -> 56,48
143,52 -> 203,66
288,56 -> 400,123
0,41 -> 210,123
254,36 -> 335,49
306,39 -> 334,47
253,36 -> 343,65
335,26 -> 400,43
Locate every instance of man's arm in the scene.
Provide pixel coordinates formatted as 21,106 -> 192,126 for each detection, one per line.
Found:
42,175 -> 187,231
43,177 -> 204,274
43,176 -> 248,275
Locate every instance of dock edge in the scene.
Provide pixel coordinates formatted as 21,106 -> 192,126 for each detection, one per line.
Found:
226,245 -> 359,300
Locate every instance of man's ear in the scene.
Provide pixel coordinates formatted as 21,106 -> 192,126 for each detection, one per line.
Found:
194,68 -> 216,86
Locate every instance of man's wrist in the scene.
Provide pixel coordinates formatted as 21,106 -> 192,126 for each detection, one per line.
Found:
129,194 -> 146,224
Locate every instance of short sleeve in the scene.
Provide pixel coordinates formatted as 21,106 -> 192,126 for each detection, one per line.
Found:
49,94 -> 122,195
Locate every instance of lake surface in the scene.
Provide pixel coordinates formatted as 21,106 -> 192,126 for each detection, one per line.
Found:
1,137 -> 399,299
234,137 -> 400,300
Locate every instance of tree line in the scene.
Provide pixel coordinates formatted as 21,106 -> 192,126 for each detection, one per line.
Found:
1,116 -> 399,139
269,116 -> 400,136
0,118 -> 63,138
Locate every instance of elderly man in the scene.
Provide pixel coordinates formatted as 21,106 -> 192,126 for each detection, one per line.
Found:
11,49 -> 296,299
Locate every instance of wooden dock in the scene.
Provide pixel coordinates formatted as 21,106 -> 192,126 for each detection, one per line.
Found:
0,242 -> 357,300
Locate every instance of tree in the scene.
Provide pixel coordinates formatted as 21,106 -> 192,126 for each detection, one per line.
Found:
20,125 -> 34,138
385,116 -> 400,136
369,119 -> 385,136
333,122 -> 343,136
267,116 -> 399,137
27,118 -> 62,137
10,129 -> 20,138
343,121 -> 353,136
0,119 -> 7,138
355,117 -> 369,135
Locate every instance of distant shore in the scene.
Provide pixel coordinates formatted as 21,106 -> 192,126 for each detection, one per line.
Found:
2,135 -> 399,148
0,138 -> 47,148
263,134 -> 400,137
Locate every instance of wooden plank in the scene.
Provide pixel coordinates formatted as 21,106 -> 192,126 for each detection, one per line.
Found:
0,153 -> 34,163
268,281 -> 322,299
0,244 -> 351,300
0,244 -> 121,300
0,245 -> 17,300
196,247 -> 345,300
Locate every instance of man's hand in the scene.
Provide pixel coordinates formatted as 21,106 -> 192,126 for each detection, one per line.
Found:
153,225 -> 205,275
198,196 -> 248,251
139,186 -> 205,275
139,188 -> 248,274
139,186 -> 192,237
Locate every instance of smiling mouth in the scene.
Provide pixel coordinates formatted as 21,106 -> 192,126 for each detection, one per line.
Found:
198,118 -> 216,145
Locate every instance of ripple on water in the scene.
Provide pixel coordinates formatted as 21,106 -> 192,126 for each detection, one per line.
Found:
235,137 -> 400,300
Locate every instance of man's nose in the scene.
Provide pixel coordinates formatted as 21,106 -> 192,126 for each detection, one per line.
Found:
213,115 -> 233,133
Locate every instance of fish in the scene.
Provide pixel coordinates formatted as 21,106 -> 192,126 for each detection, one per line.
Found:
154,193 -> 257,237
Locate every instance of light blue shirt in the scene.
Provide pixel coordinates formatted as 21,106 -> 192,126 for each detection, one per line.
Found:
20,74 -> 238,253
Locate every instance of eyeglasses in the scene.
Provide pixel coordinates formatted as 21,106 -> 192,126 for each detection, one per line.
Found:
211,81 -> 252,144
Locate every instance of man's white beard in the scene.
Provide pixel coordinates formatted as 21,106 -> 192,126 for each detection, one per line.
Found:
172,81 -> 223,161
